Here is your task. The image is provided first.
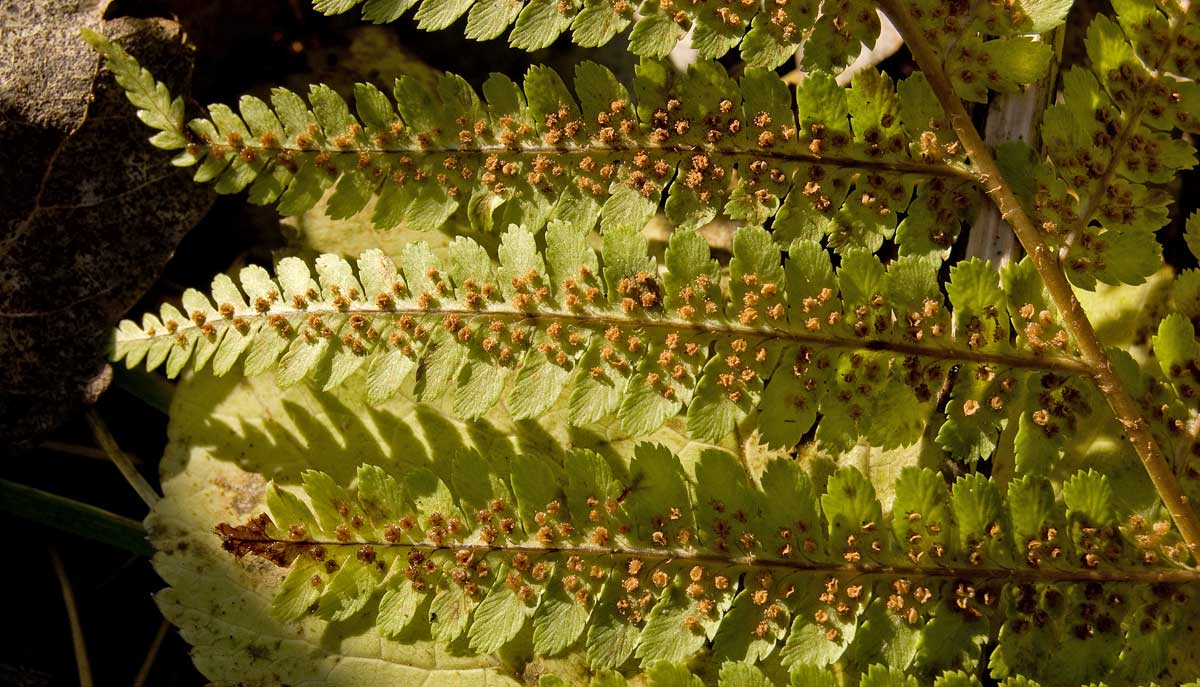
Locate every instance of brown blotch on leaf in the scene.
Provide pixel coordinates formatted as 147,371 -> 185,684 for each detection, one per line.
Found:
215,513 -> 312,567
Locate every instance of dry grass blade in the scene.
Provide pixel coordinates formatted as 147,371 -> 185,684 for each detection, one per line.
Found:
85,409 -> 159,508
49,546 -> 94,687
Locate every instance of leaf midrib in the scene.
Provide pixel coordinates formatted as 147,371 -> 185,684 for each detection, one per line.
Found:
126,303 -> 1093,375
200,139 -> 978,181
224,535 -> 1200,585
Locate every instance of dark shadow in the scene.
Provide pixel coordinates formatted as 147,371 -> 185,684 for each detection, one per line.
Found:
188,371 -> 491,486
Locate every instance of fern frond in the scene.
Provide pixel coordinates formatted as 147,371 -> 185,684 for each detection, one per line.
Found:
90,32 -> 984,255
547,662 -> 1200,687
538,663 -> 1074,687
1036,0 -> 1200,288
1149,311 -> 1200,505
80,27 -> 188,150
216,449 -> 1199,685
112,226 -> 1099,456
310,0 -> 1069,80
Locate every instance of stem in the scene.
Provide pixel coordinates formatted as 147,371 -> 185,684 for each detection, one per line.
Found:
878,0 -> 1200,557
39,440 -> 115,462
50,547 -> 94,687
133,619 -> 171,687
86,409 -> 160,508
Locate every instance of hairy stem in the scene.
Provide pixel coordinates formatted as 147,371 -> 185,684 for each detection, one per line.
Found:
878,0 -> 1200,557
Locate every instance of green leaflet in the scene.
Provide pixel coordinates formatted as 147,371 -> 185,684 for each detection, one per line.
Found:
80,28 -> 188,150
90,32 -> 987,256
937,259 -> 1014,463
111,228 -> 1094,453
901,0 -> 1070,102
1186,211 -> 1200,263
304,0 -> 1067,78
1036,1 -> 1200,288
1154,313 -> 1200,404
218,453 -> 1200,685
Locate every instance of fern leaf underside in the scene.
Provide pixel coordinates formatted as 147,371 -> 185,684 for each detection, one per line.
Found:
84,5 -> 1200,685
219,448 -> 1199,686
110,226 -> 1102,458
91,30 -> 987,257
1034,1 -> 1200,288
90,0 -> 1200,290
312,0 -> 1068,87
